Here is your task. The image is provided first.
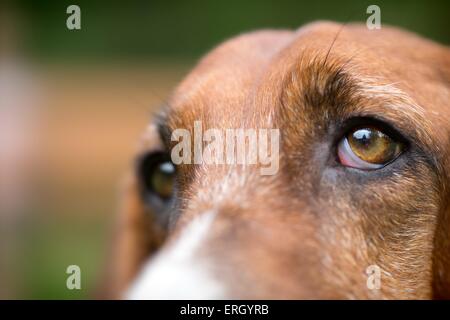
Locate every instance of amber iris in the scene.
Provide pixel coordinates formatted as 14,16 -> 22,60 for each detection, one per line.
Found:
347,127 -> 402,165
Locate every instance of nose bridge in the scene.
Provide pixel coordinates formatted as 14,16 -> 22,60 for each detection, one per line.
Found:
127,194 -> 320,299
126,211 -> 226,299
186,165 -> 281,213
182,200 -> 322,299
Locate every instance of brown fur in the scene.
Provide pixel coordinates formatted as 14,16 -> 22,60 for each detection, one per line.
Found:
105,22 -> 450,299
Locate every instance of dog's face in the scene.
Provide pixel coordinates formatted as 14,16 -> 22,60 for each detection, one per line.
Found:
107,22 -> 450,299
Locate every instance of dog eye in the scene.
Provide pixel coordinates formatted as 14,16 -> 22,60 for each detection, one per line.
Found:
138,152 -> 176,202
337,126 -> 404,170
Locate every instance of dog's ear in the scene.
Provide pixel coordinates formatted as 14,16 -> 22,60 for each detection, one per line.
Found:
98,173 -> 165,299
431,46 -> 450,299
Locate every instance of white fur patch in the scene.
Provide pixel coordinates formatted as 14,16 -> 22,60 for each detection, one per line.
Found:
125,211 -> 225,299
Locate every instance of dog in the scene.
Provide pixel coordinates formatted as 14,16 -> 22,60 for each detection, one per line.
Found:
103,21 -> 450,299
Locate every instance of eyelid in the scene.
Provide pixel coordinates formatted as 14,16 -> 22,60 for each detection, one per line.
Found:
337,116 -> 408,145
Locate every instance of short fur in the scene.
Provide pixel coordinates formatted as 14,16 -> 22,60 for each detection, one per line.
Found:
104,22 -> 450,299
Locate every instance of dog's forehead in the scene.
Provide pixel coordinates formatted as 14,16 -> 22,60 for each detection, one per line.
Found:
166,22 -> 449,128
165,30 -> 295,130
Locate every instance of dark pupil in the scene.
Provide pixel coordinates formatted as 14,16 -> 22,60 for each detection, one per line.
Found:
352,129 -> 373,147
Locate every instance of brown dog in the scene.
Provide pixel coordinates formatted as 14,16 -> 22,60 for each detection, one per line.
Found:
104,21 -> 450,299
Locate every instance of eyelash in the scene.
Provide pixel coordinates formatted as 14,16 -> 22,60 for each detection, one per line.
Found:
335,116 -> 408,144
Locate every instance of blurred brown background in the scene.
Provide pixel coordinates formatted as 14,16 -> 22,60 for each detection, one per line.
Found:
0,0 -> 448,299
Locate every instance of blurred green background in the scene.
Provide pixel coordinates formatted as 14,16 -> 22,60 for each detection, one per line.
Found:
2,0 -> 448,299
16,0 -> 450,63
